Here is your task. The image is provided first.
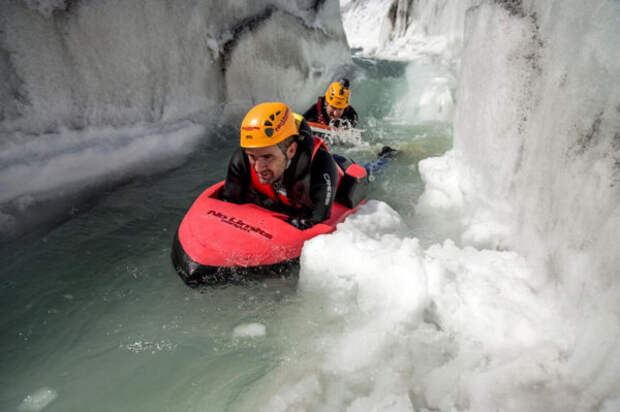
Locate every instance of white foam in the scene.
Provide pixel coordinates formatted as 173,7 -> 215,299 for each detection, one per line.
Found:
313,126 -> 364,146
18,387 -> 58,412
122,339 -> 178,354
417,150 -> 513,249
233,323 -> 267,338
390,63 -> 456,124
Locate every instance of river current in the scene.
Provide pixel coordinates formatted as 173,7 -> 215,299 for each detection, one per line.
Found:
0,57 -> 452,412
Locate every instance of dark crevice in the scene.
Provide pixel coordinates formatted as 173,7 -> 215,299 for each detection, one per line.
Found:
220,6 -> 278,72
569,113 -> 604,157
0,47 -> 29,123
388,1 -> 398,27
50,0 -> 78,16
613,132 -> 620,151
494,0 -> 525,17
310,0 -> 327,13
514,11 -> 543,137
218,3 -> 337,75
0,12 -> 30,125
611,132 -> 620,186
581,115 -> 603,150
386,0 -> 414,39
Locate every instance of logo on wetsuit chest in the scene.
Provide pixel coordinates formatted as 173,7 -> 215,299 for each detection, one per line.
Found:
206,210 -> 273,239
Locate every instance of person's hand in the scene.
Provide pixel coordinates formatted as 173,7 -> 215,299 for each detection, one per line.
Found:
286,216 -> 314,230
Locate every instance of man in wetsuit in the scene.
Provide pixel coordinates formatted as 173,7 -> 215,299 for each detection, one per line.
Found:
303,79 -> 358,128
221,102 -> 339,230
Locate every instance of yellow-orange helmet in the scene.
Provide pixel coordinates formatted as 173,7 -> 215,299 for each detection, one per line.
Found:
240,102 -> 299,148
325,79 -> 350,109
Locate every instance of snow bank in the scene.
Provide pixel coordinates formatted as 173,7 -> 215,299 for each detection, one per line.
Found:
240,201 -> 580,411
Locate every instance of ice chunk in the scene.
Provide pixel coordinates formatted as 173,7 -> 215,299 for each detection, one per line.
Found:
18,387 -> 58,412
233,323 -> 266,338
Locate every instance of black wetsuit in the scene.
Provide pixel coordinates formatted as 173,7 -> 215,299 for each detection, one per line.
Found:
221,120 -> 339,228
303,96 -> 359,128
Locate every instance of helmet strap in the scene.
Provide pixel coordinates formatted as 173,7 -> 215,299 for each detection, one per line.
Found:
277,142 -> 288,156
278,139 -> 296,169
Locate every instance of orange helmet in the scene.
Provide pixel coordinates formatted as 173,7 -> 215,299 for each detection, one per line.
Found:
240,102 -> 298,148
325,79 -> 350,109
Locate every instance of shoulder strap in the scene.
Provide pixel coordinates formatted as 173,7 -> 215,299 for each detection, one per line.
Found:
311,136 -> 329,160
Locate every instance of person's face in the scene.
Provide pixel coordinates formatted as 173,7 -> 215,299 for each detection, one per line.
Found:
325,102 -> 345,120
245,142 -> 297,185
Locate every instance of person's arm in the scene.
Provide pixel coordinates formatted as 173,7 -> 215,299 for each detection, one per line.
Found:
344,106 -> 358,128
308,148 -> 338,222
302,104 -> 319,124
220,148 -> 251,203
288,148 -> 338,229
298,117 -> 313,142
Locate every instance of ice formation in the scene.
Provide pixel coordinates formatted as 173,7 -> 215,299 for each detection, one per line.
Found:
248,1 -> 620,410
0,0 -> 351,237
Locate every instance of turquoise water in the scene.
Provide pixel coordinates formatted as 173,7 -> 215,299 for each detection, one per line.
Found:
0,59 -> 452,411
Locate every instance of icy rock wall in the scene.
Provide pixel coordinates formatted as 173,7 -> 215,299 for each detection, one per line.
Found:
419,2 -> 620,391
0,0 -> 350,134
0,0 -> 351,237
447,0 -> 620,294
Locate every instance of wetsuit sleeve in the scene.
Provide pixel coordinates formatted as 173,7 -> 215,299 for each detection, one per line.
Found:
298,118 -> 313,142
306,148 -> 339,223
344,106 -> 358,128
220,148 -> 251,203
302,104 -> 319,123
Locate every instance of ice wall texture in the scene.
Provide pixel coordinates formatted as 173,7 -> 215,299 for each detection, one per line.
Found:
348,1 -> 619,407
419,2 -> 620,407
448,0 -> 620,294
0,0 -> 351,237
0,0 -> 350,134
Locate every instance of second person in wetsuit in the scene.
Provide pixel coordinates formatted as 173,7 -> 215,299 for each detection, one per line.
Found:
303,79 -> 358,128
